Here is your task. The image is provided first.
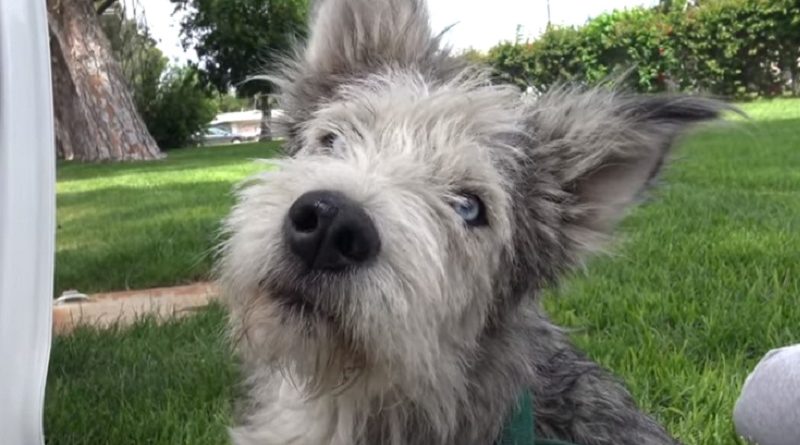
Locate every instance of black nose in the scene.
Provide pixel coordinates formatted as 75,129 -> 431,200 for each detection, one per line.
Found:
285,190 -> 381,271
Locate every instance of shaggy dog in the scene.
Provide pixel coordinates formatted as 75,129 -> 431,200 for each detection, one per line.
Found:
217,0 -> 727,443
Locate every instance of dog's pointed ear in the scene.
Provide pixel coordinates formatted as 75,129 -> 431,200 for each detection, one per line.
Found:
275,0 -> 458,153
530,90 -> 731,237
304,0 -> 439,75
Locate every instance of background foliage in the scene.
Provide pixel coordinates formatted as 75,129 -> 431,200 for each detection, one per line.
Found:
170,0 -> 309,98
99,6 -> 217,149
485,0 -> 800,98
140,66 -> 218,149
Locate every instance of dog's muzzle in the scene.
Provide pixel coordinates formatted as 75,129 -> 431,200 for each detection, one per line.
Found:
284,190 -> 381,271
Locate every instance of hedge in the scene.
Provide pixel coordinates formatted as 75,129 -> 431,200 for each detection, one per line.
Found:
485,0 -> 800,98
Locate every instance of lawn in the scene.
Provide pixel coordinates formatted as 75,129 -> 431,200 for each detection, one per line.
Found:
46,99 -> 800,444
55,143 -> 279,296
45,304 -> 238,445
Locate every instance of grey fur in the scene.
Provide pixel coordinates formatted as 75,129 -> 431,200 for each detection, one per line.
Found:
216,1 -> 730,444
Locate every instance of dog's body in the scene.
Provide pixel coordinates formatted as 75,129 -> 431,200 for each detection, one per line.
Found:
217,1 -> 727,444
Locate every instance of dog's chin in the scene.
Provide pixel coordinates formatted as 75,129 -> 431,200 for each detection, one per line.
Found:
266,293 -> 368,394
273,287 -> 320,316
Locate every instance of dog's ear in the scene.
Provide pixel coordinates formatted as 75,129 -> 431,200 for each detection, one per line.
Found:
529,90 -> 730,237
304,0 -> 441,76
274,0 -> 460,154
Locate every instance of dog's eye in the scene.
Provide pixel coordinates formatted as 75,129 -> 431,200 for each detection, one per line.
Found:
452,194 -> 487,227
319,132 -> 338,148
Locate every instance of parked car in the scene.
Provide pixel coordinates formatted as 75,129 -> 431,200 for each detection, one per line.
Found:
196,127 -> 243,146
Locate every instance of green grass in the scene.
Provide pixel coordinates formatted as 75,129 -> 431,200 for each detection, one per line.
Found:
544,98 -> 800,443
46,99 -> 800,444
45,304 -> 238,445
55,143 -> 278,296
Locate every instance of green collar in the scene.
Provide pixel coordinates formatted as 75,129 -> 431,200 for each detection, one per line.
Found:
496,391 -> 578,445
497,391 -> 535,445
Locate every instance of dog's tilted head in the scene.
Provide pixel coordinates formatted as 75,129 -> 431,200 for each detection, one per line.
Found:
217,0 -> 727,436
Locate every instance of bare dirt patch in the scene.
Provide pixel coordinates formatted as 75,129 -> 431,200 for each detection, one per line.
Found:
53,282 -> 218,335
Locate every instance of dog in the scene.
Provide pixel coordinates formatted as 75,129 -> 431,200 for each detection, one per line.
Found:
216,0 -> 728,443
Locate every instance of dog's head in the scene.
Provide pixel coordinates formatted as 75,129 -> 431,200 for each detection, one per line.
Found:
218,0 -> 725,403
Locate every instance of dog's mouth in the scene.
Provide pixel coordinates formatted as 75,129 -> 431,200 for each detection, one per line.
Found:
258,259 -> 362,320
259,276 -> 338,322
275,287 -> 318,315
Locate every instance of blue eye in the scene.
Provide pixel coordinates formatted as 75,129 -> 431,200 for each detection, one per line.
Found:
452,194 -> 487,227
319,132 -> 338,148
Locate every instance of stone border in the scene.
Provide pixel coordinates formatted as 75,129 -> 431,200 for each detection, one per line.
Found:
52,282 -> 218,335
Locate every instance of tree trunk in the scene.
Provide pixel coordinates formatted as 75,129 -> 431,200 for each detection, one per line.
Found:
258,94 -> 273,142
47,0 -> 161,161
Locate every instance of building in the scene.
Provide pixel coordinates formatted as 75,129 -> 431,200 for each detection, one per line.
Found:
209,109 -> 285,140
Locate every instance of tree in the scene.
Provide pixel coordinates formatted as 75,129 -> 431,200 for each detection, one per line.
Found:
48,0 -> 161,161
97,5 -> 217,149
99,4 -> 169,124
171,0 -> 309,141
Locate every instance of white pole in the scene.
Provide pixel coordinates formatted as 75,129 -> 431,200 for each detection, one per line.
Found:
0,0 -> 55,443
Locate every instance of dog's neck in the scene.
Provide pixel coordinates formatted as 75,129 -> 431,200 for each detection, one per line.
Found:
232,305 -> 541,445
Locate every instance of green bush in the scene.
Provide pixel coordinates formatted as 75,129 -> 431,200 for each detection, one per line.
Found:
528,26 -> 586,92
213,94 -> 252,113
487,41 -> 535,90
141,67 -> 218,149
487,26 -> 586,94
673,0 -> 800,97
581,8 -> 677,92
486,0 -> 800,98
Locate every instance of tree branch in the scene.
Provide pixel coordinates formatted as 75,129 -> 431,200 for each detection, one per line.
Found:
95,0 -> 117,15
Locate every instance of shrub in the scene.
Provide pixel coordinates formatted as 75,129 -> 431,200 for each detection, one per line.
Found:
527,26 -> 585,93
141,67 -> 218,149
673,0 -> 800,97
487,41 -> 535,91
581,8 -> 678,92
213,94 -> 252,113
486,0 -> 800,98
